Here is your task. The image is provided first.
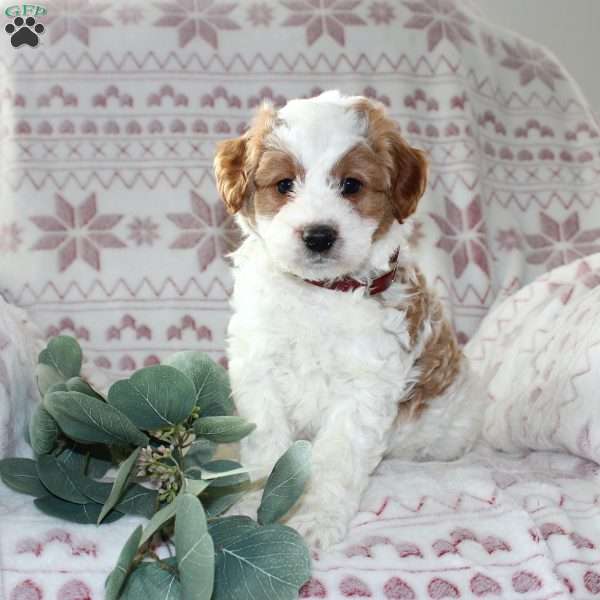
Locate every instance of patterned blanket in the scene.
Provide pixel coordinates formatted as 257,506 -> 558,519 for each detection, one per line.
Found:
2,0 -> 600,598
3,254 -> 600,599
1,0 -> 599,374
2,442 -> 600,599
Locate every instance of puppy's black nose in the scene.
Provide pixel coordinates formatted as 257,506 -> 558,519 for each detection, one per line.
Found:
302,225 -> 338,253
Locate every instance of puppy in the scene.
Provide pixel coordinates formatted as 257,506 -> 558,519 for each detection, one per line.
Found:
213,91 -> 482,549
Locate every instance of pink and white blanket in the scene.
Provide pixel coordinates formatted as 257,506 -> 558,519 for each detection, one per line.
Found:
2,0 -> 600,597
2,443 -> 600,600
6,254 -> 600,599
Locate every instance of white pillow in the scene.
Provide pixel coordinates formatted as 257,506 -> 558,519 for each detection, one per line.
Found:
467,254 -> 600,463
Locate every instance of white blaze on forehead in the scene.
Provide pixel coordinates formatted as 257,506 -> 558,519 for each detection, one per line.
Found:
250,92 -> 396,280
269,92 -> 367,177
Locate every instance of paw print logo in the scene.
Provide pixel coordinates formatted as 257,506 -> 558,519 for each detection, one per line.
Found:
5,16 -> 45,48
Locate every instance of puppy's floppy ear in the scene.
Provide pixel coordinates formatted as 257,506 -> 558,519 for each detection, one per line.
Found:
389,133 -> 428,223
213,103 -> 276,215
214,136 -> 249,214
354,98 -> 428,224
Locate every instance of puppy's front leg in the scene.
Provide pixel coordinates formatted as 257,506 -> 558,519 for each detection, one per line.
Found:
286,401 -> 396,549
229,377 -> 293,517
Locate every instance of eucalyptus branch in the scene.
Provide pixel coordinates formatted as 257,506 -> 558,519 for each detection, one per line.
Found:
0,336 -> 313,600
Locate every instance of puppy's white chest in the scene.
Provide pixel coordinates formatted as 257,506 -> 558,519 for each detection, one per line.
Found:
228,265 -> 413,437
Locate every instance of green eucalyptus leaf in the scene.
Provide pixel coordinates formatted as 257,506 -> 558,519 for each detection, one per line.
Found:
98,447 -> 140,524
200,461 -> 251,518
200,465 -> 248,481
184,478 -> 210,497
210,520 -> 311,600
45,391 -> 149,447
175,494 -> 214,600
140,501 -> 177,546
67,472 -> 157,520
36,364 -> 65,396
203,491 -> 247,518
46,381 -> 69,394
208,516 -> 259,547
105,525 -> 143,600
66,376 -> 105,400
56,444 -> 91,474
258,440 -> 312,525
29,405 -> 60,455
34,495 -> 123,524
0,458 -> 47,497
183,439 -> 216,475
201,460 -> 249,489
52,444 -> 154,518
37,454 -> 89,504
121,560 -> 182,600
39,335 -> 82,380
69,473 -> 112,503
86,446 -> 115,478
163,351 -> 233,416
54,446 -> 113,502
193,417 -> 256,444
57,443 -> 114,479
107,365 -> 196,430
116,484 -> 159,519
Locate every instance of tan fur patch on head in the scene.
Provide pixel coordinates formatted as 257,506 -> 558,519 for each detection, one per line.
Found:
352,99 -> 428,224
331,143 -> 395,240
253,150 -> 305,217
394,265 -> 464,422
213,103 -> 276,215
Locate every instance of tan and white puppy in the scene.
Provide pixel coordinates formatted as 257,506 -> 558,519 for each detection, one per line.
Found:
214,91 -> 483,549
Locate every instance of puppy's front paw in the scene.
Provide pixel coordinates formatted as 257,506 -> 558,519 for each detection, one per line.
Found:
286,510 -> 348,550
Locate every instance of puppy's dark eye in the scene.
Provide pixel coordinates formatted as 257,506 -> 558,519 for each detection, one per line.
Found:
276,179 -> 294,195
340,177 -> 362,196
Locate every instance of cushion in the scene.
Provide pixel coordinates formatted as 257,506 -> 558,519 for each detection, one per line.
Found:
467,253 -> 600,465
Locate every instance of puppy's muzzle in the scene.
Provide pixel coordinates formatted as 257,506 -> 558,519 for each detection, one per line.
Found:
302,225 -> 338,253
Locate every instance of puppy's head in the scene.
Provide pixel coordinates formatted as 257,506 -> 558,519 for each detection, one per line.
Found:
214,90 -> 427,280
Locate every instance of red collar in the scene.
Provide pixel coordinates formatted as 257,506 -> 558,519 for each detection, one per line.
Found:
303,251 -> 399,296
